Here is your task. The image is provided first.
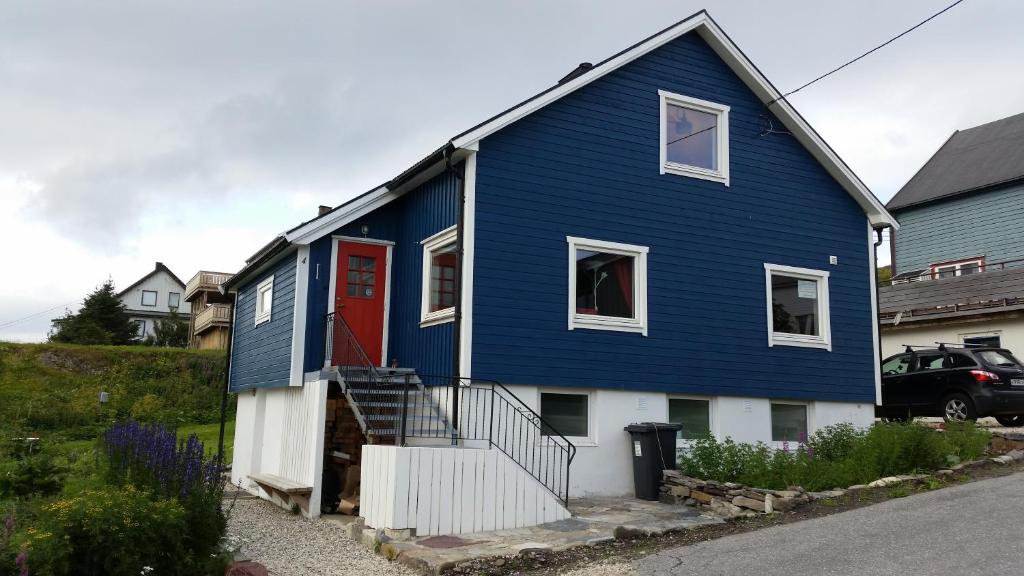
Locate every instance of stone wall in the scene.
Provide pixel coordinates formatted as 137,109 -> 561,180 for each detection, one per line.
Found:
661,470 -> 810,518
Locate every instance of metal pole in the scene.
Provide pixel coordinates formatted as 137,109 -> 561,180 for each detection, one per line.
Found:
216,305 -> 235,467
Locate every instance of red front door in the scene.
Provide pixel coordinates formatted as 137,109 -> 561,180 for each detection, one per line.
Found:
335,240 -> 388,366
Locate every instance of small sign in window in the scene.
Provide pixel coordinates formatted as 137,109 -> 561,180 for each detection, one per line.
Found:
797,280 -> 817,299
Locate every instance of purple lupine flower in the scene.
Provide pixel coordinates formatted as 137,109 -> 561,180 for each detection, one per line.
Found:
15,551 -> 28,576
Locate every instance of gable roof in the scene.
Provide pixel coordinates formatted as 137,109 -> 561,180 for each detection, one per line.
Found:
229,10 -> 897,289
117,262 -> 186,297
887,112 -> 1024,212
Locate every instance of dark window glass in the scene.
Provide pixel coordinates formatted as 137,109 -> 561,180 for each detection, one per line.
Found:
540,393 -> 588,437
964,335 -> 1001,348
669,399 -> 710,440
665,103 -> 718,171
935,266 -> 957,279
429,244 -> 457,312
771,403 -> 807,443
771,275 -> 818,335
916,354 -> 945,371
978,350 -> 1022,368
882,354 -> 912,375
346,256 -> 376,299
947,354 -> 977,369
960,262 -> 981,275
575,250 -> 634,319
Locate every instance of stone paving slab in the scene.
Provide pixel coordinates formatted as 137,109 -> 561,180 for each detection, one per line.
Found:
349,497 -> 723,574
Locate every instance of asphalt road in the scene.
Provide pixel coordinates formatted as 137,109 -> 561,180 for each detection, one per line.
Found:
598,471 -> 1024,575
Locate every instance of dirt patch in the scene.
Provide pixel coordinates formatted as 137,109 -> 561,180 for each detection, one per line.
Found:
451,458 -> 1024,575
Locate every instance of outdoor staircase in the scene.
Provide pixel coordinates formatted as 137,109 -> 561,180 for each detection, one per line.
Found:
335,367 -> 456,444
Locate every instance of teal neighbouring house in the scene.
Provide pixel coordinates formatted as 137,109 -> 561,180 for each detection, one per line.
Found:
881,112 -> 1024,360
221,11 -> 897,534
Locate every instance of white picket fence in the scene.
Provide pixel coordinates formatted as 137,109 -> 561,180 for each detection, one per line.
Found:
361,445 -> 570,536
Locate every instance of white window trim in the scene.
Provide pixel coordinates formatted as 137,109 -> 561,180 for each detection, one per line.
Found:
567,236 -> 649,336
141,290 -> 158,307
254,275 -> 274,326
764,263 -> 831,351
658,90 -> 730,185
667,395 -> 715,448
420,225 -> 458,327
769,400 -> 811,448
930,257 -> 984,278
538,388 -> 597,447
168,291 -> 181,309
136,319 -> 147,337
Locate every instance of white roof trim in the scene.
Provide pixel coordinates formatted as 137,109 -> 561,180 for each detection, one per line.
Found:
451,11 -> 897,229
285,185 -> 395,244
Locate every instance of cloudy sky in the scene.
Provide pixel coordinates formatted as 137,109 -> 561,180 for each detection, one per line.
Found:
0,0 -> 1020,341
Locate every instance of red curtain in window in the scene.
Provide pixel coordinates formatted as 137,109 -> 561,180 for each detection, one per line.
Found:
612,257 -> 633,311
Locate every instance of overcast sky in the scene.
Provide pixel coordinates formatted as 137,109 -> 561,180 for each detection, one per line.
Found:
1,0 -> 1020,341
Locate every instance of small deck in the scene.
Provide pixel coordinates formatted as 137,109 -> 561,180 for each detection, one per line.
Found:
194,303 -> 232,334
184,270 -> 234,302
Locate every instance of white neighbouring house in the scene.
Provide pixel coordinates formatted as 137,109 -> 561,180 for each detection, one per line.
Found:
117,262 -> 190,339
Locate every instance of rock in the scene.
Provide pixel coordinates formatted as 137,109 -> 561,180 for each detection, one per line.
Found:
773,490 -> 801,499
494,559 -> 506,567
991,455 -> 1013,464
709,499 -> 745,518
684,498 -> 697,506
847,484 -> 867,490
809,489 -> 846,500
702,486 -> 726,497
663,470 -> 683,481
690,490 -> 714,504
867,476 -> 902,488
934,469 -> 953,477
226,561 -> 269,576
740,490 -> 765,501
764,494 -> 775,513
951,463 -> 966,471
1005,449 -> 1024,461
659,493 -> 680,505
669,485 -> 690,497
724,482 -> 741,489
726,489 -> 744,497
771,497 -> 797,512
732,496 -> 766,512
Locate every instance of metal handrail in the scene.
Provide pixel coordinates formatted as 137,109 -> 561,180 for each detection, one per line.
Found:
323,312 -> 576,504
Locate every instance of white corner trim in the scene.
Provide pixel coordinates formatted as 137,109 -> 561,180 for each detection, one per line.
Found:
254,275 -> 274,326
289,247 -> 310,386
448,12 -> 896,229
459,151 -> 478,379
381,243 -> 393,367
763,263 -> 832,351
658,90 -> 729,185
868,223 -> 882,406
566,236 -> 649,336
420,225 -> 459,327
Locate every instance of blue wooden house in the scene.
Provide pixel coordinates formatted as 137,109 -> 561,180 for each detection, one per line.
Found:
223,11 -> 896,532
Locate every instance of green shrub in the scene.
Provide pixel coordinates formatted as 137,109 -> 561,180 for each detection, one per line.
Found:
19,486 -> 189,576
943,420 -> 990,462
0,455 -> 65,499
679,421 -> 981,492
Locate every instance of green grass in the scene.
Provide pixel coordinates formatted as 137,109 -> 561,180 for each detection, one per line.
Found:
178,420 -> 235,464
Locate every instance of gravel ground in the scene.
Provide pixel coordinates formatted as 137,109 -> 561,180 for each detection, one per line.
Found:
226,497 -> 416,576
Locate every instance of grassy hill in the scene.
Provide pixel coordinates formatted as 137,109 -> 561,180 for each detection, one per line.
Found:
0,342 -> 233,442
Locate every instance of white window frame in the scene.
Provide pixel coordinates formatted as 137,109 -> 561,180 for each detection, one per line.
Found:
764,263 -> 831,351
538,389 -> 596,446
567,236 -> 649,336
254,275 -> 274,326
666,395 -> 715,448
168,291 -> 180,309
659,90 -> 730,185
420,225 -> 458,327
141,290 -> 157,307
930,257 -> 984,279
136,319 -> 147,337
770,400 -> 811,448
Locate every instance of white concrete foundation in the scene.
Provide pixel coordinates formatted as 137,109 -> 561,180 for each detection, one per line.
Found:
881,316 -> 1024,359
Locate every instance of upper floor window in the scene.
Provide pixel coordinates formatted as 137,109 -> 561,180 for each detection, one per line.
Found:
929,257 -> 984,279
568,236 -> 648,335
420,226 -> 458,327
141,290 -> 157,307
168,292 -> 181,309
659,90 -> 729,184
764,263 -> 831,350
255,276 -> 274,326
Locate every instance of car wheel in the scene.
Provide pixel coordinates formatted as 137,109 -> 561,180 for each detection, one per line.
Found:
995,415 -> 1024,427
942,393 -> 976,422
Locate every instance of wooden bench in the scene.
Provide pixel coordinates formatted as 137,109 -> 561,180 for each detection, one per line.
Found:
249,473 -> 314,515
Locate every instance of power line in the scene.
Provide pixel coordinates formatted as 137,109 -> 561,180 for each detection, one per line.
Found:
767,0 -> 968,107
0,301 -> 81,330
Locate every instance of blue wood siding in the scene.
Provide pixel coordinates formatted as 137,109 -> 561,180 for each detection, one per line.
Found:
229,252 -> 297,391
303,170 -> 460,376
470,32 -> 875,402
894,182 -> 1024,273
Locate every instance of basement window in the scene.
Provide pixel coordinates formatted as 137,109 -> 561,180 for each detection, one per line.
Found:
540,391 -> 591,441
254,276 -> 274,326
764,263 -> 831,350
668,398 -> 711,441
771,402 -> 808,443
659,90 -> 729,184
568,236 -> 648,335
420,226 -> 458,327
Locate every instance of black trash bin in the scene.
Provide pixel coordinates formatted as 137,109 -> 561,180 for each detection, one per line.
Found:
624,422 -> 681,500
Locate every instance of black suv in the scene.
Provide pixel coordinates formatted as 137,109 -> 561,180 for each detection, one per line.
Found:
877,345 -> 1024,425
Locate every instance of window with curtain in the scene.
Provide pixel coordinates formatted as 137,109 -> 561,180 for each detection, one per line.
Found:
574,249 -> 635,319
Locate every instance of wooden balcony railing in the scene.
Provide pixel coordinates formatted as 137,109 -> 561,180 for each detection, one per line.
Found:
185,271 -> 234,301
193,304 -> 233,335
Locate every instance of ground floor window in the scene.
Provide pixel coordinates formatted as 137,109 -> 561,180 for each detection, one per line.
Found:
770,402 -> 808,443
764,263 -> 831,350
668,398 -> 711,440
963,334 -> 1001,348
540,392 -> 589,439
136,320 -> 147,338
420,226 -> 458,326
